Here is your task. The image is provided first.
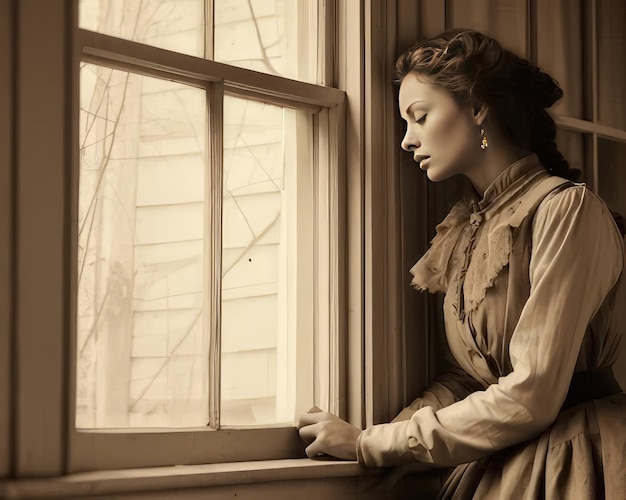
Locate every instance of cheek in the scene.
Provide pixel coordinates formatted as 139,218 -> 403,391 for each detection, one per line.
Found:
446,120 -> 476,153
433,121 -> 477,173
432,112 -> 469,143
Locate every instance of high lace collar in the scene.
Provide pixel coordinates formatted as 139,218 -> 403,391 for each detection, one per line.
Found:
467,153 -> 547,215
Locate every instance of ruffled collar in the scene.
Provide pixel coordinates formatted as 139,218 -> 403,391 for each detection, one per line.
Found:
409,154 -> 550,299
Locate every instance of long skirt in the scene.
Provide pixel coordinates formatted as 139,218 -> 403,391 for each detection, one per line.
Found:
439,394 -> 625,499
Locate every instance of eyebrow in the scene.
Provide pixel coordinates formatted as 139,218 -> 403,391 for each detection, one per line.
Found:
402,100 -> 425,119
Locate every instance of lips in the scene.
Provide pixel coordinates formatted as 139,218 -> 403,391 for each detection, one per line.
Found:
414,155 -> 430,169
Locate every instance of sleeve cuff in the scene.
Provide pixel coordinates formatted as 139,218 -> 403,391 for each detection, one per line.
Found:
356,420 -> 420,467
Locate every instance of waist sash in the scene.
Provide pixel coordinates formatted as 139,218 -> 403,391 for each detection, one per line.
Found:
562,366 -> 622,411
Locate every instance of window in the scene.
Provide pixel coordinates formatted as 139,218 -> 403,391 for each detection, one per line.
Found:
3,0 -> 399,484
68,0 -> 345,470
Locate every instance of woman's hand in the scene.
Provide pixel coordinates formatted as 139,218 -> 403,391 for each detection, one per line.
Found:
297,406 -> 361,461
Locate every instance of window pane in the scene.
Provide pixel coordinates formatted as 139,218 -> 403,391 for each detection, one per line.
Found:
76,64 -> 208,428
214,0 -> 319,83
598,138 -> 626,220
597,0 -> 626,129
79,0 -> 206,57
598,138 -> 626,391
555,128 -> 592,183
221,96 -> 314,425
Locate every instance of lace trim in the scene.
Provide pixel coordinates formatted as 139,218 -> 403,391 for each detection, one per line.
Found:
409,201 -> 471,294
410,175 -> 572,316
411,205 -> 520,316
463,218 -> 516,312
462,179 -> 572,313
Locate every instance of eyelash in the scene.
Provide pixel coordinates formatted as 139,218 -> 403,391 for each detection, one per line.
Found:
415,114 -> 427,124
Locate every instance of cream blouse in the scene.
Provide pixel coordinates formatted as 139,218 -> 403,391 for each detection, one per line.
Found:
357,154 -> 625,467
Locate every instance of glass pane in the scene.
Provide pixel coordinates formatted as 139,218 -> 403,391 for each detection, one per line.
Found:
536,0 -> 586,119
448,0 -> 527,56
221,96 -> 314,426
597,0 -> 626,129
76,64 -> 208,428
214,0 -> 319,83
79,0 -> 206,57
555,128 -> 592,184
598,138 -> 626,222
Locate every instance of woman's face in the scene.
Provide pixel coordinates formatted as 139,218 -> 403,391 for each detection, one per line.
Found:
399,72 -> 483,182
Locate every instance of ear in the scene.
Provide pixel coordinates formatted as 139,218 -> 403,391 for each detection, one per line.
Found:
472,101 -> 489,126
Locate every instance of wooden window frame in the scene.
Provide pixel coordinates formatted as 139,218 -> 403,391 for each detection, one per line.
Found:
6,0 -> 355,477
69,5 -> 347,470
2,0 -> 412,482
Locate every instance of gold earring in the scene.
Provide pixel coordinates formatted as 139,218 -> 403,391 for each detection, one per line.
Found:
480,129 -> 488,150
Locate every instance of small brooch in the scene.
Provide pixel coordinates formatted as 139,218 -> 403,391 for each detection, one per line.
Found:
469,213 -> 482,228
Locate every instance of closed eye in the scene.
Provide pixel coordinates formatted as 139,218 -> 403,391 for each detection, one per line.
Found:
415,114 -> 427,124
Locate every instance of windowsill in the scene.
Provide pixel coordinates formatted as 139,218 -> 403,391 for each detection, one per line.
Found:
0,459 -> 381,498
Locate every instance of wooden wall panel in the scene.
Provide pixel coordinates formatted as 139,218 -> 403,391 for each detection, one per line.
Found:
0,0 -> 15,478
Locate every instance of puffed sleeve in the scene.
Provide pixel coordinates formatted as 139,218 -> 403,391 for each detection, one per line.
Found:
357,186 -> 624,467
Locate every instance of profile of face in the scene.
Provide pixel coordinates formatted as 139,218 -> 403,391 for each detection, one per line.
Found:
399,72 -> 486,182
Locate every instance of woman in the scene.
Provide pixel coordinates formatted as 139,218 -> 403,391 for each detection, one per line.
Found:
298,29 -> 625,499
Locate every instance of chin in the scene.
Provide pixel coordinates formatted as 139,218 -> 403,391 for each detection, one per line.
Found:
426,169 -> 451,183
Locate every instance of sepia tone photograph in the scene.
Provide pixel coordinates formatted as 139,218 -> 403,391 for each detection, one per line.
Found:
0,1 -> 624,498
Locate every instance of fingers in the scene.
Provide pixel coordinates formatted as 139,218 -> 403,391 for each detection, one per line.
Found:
297,409 -> 332,429
297,407 -> 340,459
298,421 -> 322,444
304,439 -> 324,459
298,422 -> 326,458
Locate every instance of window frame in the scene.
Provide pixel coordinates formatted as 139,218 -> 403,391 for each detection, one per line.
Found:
4,0 -> 356,477
4,0 -> 406,480
10,0 -> 73,478
68,13 -> 346,472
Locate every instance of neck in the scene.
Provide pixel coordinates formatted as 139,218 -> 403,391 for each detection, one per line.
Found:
465,144 -> 530,196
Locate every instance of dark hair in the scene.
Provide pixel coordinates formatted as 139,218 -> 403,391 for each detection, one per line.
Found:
395,29 -> 580,181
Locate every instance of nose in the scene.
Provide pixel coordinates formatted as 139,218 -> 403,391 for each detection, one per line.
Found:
401,127 -> 420,152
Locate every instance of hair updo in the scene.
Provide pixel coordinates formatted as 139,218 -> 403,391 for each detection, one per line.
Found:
395,29 -> 580,181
